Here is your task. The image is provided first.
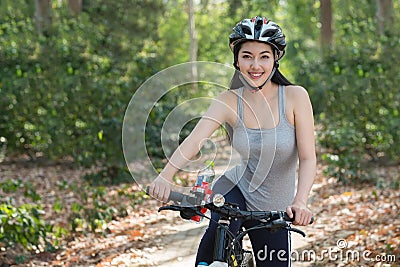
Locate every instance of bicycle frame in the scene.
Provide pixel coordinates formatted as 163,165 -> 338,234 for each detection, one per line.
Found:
214,219 -> 230,262
211,216 -> 266,267
207,219 -> 245,267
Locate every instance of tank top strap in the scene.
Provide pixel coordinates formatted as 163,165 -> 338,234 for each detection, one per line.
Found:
237,87 -> 244,120
278,84 -> 286,118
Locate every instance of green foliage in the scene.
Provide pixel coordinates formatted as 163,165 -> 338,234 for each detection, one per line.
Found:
0,179 -> 54,251
0,0 -> 164,175
1,0 -> 399,187
57,181 -> 146,234
293,2 -> 400,183
0,175 -> 146,251
66,185 -> 142,234
0,203 -> 50,250
83,166 -> 132,186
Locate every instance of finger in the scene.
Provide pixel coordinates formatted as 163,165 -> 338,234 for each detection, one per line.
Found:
161,185 -> 170,203
306,213 -> 313,225
153,185 -> 160,200
293,209 -> 302,225
300,211 -> 311,225
293,213 -> 300,225
299,210 -> 307,225
286,206 -> 294,219
160,186 -> 168,203
156,186 -> 163,202
163,187 -> 170,203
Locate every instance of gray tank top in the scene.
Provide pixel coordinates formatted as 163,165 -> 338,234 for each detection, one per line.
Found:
224,85 -> 298,211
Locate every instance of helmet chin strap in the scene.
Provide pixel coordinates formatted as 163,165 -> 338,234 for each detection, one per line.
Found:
239,62 -> 278,93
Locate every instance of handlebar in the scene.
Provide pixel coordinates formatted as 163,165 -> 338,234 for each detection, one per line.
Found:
146,186 -> 314,224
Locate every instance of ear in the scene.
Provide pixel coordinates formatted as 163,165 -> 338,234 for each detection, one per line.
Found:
274,49 -> 280,61
235,61 -> 240,69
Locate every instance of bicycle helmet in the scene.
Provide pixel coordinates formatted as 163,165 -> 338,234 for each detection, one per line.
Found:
229,16 -> 286,60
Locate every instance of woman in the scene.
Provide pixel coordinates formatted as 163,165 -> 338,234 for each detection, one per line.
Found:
149,16 -> 316,266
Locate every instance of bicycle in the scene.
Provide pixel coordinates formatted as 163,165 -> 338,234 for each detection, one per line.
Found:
147,186 -> 314,267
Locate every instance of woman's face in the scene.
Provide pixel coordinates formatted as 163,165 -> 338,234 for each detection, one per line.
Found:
236,41 -> 275,88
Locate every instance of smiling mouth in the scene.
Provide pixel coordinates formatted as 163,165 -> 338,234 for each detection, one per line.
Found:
248,72 -> 264,79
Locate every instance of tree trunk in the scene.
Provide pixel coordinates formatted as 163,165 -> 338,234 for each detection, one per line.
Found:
187,0 -> 198,89
320,0 -> 333,50
68,0 -> 83,15
34,0 -> 52,36
376,0 -> 393,35
228,0 -> 242,18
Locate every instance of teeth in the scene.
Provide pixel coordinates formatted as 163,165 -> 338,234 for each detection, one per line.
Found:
250,73 -> 262,77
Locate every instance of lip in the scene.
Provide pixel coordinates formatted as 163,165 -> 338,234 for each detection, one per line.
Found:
248,72 -> 264,80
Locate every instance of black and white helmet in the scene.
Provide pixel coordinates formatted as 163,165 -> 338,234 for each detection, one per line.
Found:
229,16 -> 286,59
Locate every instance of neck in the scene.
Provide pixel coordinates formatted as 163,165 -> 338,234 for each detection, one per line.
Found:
260,82 -> 278,99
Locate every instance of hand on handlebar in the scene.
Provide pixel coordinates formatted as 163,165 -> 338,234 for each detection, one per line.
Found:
148,175 -> 172,203
286,202 -> 313,226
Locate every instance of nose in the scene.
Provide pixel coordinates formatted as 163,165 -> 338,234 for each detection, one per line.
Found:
250,58 -> 261,69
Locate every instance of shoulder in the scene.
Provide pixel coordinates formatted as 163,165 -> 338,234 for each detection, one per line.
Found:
285,85 -> 312,107
217,89 -> 239,101
207,90 -> 239,126
212,89 -> 239,108
284,85 -> 313,115
284,85 -> 310,100
205,89 -> 238,113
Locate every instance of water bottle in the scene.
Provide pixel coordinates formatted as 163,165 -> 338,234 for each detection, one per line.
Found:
195,161 -> 215,187
193,161 -> 215,203
190,161 -> 215,222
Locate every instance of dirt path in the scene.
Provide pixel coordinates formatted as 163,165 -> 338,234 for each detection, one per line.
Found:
0,156 -> 399,267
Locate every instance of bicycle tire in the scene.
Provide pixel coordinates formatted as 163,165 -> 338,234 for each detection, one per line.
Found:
241,251 -> 255,267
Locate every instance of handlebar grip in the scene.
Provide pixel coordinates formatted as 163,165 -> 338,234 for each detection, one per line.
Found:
146,186 -> 181,201
168,191 -> 185,202
145,186 -> 196,204
284,213 -> 314,224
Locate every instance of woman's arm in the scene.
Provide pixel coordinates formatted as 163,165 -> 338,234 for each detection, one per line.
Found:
148,92 -> 234,202
286,86 -> 317,225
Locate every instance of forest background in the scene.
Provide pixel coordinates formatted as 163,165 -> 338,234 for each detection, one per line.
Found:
0,0 -> 399,266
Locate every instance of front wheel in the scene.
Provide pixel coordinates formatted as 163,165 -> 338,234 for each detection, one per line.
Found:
241,251 -> 255,267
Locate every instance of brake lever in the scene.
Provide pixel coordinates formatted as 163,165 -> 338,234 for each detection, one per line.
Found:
158,205 -> 182,212
286,226 -> 306,237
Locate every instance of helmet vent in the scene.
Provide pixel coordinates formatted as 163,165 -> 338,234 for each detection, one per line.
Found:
242,26 -> 252,35
262,29 -> 276,37
255,19 -> 263,31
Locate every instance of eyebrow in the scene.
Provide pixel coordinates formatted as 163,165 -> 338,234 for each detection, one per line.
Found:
240,50 -> 271,55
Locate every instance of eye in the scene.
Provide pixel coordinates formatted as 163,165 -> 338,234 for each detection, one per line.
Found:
241,54 -> 251,59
